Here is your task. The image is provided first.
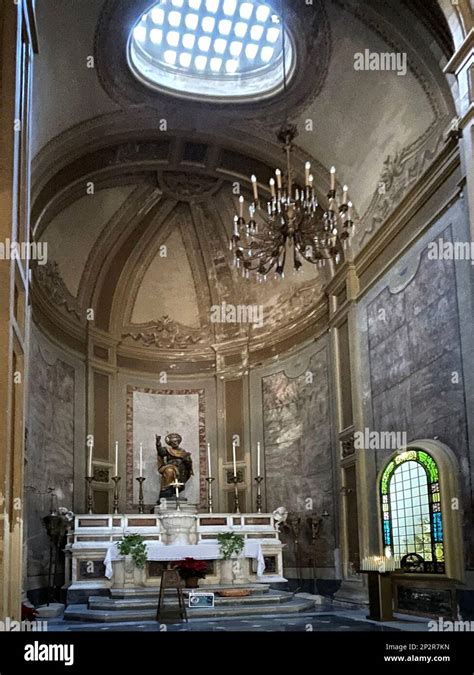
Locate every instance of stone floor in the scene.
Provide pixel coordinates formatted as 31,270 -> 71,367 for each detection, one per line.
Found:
47,607 -> 432,632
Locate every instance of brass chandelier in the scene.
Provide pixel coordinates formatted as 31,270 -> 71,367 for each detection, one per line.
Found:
230,122 -> 354,280
229,2 -> 354,280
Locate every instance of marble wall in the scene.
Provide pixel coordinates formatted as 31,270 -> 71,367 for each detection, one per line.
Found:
125,387 -> 206,508
25,330 -> 77,593
358,196 -> 474,566
261,339 -> 336,573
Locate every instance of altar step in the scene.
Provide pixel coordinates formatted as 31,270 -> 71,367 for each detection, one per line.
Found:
64,590 -> 315,622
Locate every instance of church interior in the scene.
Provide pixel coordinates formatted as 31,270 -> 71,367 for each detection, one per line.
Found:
0,0 -> 474,640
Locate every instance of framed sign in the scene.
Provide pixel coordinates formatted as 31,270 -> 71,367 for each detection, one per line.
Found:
188,592 -> 215,608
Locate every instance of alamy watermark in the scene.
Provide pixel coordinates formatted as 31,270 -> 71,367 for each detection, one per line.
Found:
0,239 -> 48,265
429,617 -> 474,632
354,50 -> 407,77
210,302 -> 264,328
354,428 -> 408,451
0,617 -> 48,632
428,238 -> 474,265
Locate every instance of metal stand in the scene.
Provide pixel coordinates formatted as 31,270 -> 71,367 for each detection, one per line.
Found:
136,477 -> 146,513
156,569 -> 187,623
111,476 -> 121,514
85,476 -> 94,514
232,476 -> 240,514
254,476 -> 264,513
206,476 -> 215,513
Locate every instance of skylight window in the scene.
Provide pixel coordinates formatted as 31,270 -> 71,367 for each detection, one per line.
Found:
128,0 -> 295,102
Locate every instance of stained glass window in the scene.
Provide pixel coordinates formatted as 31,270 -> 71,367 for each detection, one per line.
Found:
380,449 -> 445,574
128,0 -> 295,101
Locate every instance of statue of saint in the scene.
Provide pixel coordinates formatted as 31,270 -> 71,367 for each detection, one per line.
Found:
156,433 -> 193,500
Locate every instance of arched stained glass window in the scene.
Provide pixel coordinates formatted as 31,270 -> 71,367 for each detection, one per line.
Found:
128,0 -> 295,101
380,449 -> 445,574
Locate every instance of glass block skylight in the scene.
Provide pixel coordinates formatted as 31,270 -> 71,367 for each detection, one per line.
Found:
128,0 -> 294,101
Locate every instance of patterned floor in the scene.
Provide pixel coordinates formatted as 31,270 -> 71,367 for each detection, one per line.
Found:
47,611 -> 402,632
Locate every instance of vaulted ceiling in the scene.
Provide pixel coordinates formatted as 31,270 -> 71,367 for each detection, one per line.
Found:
30,0 -> 456,368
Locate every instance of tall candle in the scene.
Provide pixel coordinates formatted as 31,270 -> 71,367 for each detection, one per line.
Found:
275,169 -> 282,190
305,161 -> 311,187
251,175 -> 258,201
88,442 -> 93,478
330,166 -> 336,191
115,441 -> 118,477
139,443 -> 143,478
232,441 -> 237,478
207,442 -> 212,477
257,441 -> 261,477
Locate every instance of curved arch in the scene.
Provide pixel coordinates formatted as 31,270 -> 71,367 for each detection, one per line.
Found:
437,0 -> 472,51
377,439 -> 464,582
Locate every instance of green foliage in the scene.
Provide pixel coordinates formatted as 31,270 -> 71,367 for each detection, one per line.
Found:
217,532 -> 245,560
117,534 -> 147,569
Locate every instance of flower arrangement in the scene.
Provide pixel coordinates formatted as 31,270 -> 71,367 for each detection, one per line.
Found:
173,557 -> 208,580
117,534 -> 147,568
217,532 -> 245,559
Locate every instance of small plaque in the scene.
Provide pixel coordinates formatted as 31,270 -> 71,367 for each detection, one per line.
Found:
188,592 -> 215,608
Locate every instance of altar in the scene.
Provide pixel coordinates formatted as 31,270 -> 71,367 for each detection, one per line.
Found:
65,511 -> 286,602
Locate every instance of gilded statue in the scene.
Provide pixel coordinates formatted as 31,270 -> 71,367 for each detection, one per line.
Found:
156,433 -> 193,500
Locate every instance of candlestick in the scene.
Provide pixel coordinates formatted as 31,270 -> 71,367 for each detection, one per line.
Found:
136,476 -> 146,514
111,476 -> 121,514
85,477 -> 94,514
257,441 -> 261,478
232,441 -> 237,478
139,443 -> 143,478
206,476 -> 215,513
232,475 -> 240,514
254,476 -> 264,513
207,442 -> 212,477
115,441 -> 119,477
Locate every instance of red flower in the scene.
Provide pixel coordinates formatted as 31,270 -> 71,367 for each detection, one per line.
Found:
173,557 -> 208,579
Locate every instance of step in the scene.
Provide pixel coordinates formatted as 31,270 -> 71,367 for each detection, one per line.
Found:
64,597 -> 315,622
89,590 -> 293,611
110,583 -> 271,599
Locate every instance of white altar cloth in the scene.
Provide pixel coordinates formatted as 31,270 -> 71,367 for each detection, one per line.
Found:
104,541 -> 266,579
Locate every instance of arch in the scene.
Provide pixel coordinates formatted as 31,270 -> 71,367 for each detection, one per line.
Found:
437,0 -> 471,51
378,440 -> 464,581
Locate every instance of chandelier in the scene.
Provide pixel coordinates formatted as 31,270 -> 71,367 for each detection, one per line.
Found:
230,122 -> 354,280
229,2 -> 354,280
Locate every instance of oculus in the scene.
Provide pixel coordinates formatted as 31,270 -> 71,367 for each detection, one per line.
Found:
128,0 -> 295,101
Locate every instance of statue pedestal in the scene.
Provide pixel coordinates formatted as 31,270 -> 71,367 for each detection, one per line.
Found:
158,504 -> 198,545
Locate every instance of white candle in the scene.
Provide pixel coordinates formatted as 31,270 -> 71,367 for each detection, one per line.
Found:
115,441 -> 118,477
232,441 -> 237,478
257,441 -> 261,477
275,169 -> 282,189
342,184 -> 349,205
88,442 -> 93,478
239,195 -> 244,218
269,178 -> 276,199
207,442 -> 212,477
330,166 -> 336,191
305,161 -> 311,186
251,175 -> 258,201
139,443 -> 143,478
348,201 -> 353,221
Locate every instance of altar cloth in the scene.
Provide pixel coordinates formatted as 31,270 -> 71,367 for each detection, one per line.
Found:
104,541 -> 266,579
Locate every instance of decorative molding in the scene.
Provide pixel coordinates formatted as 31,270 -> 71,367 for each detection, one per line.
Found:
33,261 -> 82,321
122,316 -> 209,350
158,171 -> 222,202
